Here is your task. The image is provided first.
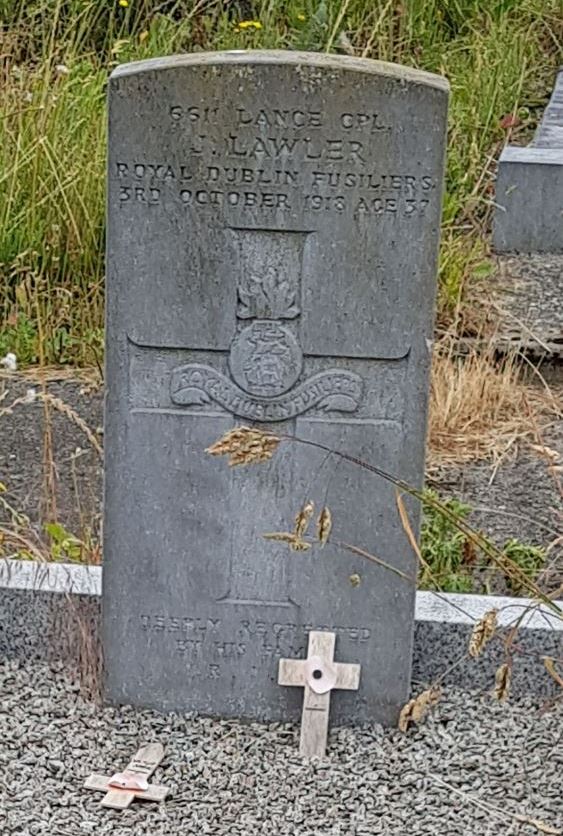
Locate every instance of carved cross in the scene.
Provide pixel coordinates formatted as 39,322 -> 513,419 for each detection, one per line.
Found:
84,742 -> 169,809
278,631 -> 361,758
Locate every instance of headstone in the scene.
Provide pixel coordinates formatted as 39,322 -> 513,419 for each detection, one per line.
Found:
493,67 -> 563,253
279,630 -> 361,757
104,50 -> 449,725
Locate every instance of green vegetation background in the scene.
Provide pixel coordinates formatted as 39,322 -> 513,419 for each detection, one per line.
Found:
0,0 -> 562,365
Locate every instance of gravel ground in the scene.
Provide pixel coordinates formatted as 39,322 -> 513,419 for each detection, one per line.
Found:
1,660 -> 561,836
490,255 -> 563,358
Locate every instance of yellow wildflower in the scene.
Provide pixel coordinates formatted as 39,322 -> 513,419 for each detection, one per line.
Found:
119,0 -> 129,7
297,13 -> 306,21
236,20 -> 262,30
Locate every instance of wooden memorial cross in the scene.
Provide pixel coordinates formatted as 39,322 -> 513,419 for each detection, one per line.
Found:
278,631 -> 361,758
84,742 -> 169,809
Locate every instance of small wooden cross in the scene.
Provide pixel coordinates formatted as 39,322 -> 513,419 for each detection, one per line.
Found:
278,631 -> 361,758
84,742 -> 169,809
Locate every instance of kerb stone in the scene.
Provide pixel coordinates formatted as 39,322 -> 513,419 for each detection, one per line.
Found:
103,50 -> 449,725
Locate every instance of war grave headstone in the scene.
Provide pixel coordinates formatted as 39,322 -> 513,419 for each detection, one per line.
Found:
494,67 -> 563,253
104,51 -> 449,726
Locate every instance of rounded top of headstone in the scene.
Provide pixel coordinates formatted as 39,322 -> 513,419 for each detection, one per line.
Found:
110,49 -> 449,93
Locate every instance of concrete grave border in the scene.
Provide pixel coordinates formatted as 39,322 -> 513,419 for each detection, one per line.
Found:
1,559 -> 561,706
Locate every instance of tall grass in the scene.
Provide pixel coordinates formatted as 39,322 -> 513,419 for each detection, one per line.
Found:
0,0 -> 561,364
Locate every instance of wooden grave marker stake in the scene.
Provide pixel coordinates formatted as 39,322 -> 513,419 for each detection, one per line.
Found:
84,742 -> 169,809
278,631 -> 361,758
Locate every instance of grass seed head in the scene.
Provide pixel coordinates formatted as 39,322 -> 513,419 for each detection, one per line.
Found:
262,531 -> 311,552
398,687 -> 441,732
543,657 -> 563,690
494,661 -> 512,701
317,506 -> 332,547
206,426 -> 280,466
294,501 -> 315,538
469,608 -> 498,658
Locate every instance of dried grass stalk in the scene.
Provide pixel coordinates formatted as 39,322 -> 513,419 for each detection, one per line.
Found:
543,657 -> 563,689
430,774 -> 561,835
39,392 -> 103,459
0,389 -> 102,459
469,608 -> 498,658
514,816 -> 562,835
398,687 -> 440,732
396,492 -> 423,566
342,541 -> 414,583
317,506 -> 332,546
294,501 -> 315,538
0,392 -> 36,417
206,427 -> 280,466
494,661 -> 512,701
429,342 -> 558,465
262,532 -> 311,552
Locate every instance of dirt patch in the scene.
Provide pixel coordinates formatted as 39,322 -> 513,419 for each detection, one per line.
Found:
0,373 -> 103,541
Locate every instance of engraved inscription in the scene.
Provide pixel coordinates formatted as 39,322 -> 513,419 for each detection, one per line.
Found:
114,98 -> 437,220
169,105 -> 391,133
116,160 -> 437,218
170,364 -> 363,421
140,613 -> 372,666
225,133 -> 366,163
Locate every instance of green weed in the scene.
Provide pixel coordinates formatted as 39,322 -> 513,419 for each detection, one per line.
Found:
0,1 -> 562,364
44,521 -> 92,563
420,489 -> 549,594
420,490 -> 476,592
502,538 -> 546,595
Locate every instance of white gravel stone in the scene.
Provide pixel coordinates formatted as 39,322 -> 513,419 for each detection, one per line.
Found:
1,659 -> 561,835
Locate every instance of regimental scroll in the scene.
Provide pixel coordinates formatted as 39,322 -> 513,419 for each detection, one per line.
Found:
170,363 -> 363,422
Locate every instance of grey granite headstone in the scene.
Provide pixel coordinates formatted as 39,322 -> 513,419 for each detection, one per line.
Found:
104,51 -> 448,725
493,67 -> 563,253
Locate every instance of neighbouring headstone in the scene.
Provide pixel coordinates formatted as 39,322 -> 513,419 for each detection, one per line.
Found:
493,67 -> 563,253
104,51 -> 448,725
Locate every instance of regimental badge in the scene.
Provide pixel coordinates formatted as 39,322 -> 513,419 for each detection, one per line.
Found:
170,230 -> 363,422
